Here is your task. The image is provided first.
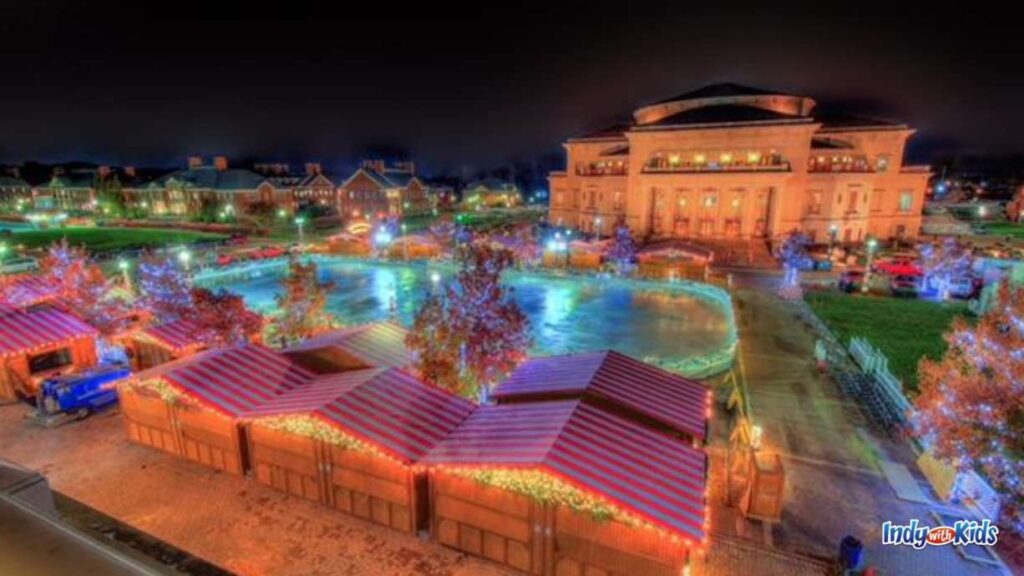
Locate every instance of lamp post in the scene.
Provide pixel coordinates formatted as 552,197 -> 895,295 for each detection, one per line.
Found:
117,258 -> 132,292
0,242 -> 8,265
294,216 -> 306,242
401,223 -> 408,260
177,248 -> 192,271
828,224 -> 839,262
862,237 -> 878,293
595,217 -> 603,241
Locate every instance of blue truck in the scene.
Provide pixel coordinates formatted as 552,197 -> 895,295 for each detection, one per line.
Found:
36,366 -> 131,426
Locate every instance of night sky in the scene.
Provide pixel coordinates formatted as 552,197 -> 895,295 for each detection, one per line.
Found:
1,4 -> 1020,176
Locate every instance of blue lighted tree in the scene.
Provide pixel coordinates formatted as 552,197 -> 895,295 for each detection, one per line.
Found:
778,230 -> 810,299
604,219 -> 636,275
919,237 -> 973,300
137,252 -> 193,324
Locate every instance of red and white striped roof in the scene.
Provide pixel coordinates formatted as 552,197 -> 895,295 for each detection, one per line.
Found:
139,319 -> 205,353
0,307 -> 98,356
493,351 -> 709,441
144,344 -> 316,417
421,401 -> 707,543
285,322 -> 415,369
249,367 -> 475,464
0,276 -> 62,308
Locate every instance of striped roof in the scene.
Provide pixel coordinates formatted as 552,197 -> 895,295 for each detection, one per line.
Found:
421,401 -> 707,542
249,367 -> 475,464
493,351 -> 709,441
138,319 -> 205,353
142,344 -> 316,417
0,276 -> 62,308
285,322 -> 415,369
0,307 -> 98,356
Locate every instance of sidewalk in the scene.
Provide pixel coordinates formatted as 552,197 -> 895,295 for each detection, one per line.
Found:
716,285 -> 1009,575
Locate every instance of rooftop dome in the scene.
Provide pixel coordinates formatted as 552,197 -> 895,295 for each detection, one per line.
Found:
633,83 -> 816,126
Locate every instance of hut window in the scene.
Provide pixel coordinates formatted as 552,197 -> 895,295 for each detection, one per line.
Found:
29,347 -> 73,374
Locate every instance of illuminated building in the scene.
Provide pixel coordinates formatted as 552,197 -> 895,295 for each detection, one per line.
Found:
461,178 -> 523,209
338,160 -> 431,220
548,83 -> 931,244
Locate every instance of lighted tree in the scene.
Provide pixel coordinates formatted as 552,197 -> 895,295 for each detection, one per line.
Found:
777,229 -> 810,299
428,219 -> 457,258
913,280 -> 1024,532
37,239 -> 128,336
919,237 -> 973,300
406,242 -> 530,399
604,219 -> 636,275
137,252 -> 193,324
272,257 -> 336,344
190,287 -> 264,347
405,292 -> 462,392
509,226 -> 541,268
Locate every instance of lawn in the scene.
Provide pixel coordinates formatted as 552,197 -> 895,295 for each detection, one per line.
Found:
805,292 -> 969,392
981,222 -> 1024,239
9,227 -> 227,254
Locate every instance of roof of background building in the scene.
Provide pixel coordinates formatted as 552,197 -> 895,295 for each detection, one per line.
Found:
0,176 -> 30,188
247,367 -> 475,464
158,166 -> 268,191
421,400 -> 708,542
651,82 -> 789,105
493,350 -> 709,441
815,112 -> 905,131
639,104 -> 807,128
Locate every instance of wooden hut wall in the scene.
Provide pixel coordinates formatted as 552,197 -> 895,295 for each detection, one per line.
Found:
429,471 -> 689,576
119,386 -> 247,475
430,472 -> 543,574
131,340 -> 178,371
246,423 -> 423,534
0,335 -> 98,400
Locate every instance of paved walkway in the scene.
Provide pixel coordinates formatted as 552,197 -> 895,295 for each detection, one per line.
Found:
715,282 -> 1009,575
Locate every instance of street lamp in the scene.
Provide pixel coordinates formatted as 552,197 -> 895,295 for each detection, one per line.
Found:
862,237 -> 878,293
177,249 -> 192,271
595,217 -> 603,241
0,242 -> 8,262
117,259 -> 132,291
828,224 -> 839,261
401,223 -> 409,260
294,216 -> 307,242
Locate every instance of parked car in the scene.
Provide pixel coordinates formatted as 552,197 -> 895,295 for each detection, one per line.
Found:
0,256 -> 39,274
260,246 -> 287,259
838,268 -> 866,293
890,274 -> 922,297
948,276 -> 982,299
37,366 -> 132,424
216,254 -> 234,266
874,257 -> 923,277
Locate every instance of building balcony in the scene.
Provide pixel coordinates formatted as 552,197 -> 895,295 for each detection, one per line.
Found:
576,167 -> 628,177
643,162 -> 790,174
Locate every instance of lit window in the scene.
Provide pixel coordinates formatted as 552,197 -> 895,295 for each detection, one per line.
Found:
899,191 -> 914,213
720,153 -> 733,164
747,151 -> 761,163
704,194 -> 718,207
669,154 -> 681,166
877,156 -> 890,172
694,153 -> 706,164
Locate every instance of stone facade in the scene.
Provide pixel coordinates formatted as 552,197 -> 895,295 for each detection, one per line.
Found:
548,84 -> 931,244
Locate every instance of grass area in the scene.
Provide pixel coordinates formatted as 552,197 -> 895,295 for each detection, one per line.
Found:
9,227 -> 227,254
805,291 -> 969,392
981,222 -> 1024,239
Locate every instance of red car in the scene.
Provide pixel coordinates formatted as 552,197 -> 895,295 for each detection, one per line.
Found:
874,258 -> 923,277
216,254 -> 234,266
260,246 -> 286,259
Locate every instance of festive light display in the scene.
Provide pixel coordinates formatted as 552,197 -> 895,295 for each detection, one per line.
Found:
919,237 -> 973,300
604,218 -> 637,275
258,415 -> 377,455
406,242 -> 530,399
37,238 -> 131,336
271,257 -> 337,345
137,252 -> 194,324
914,280 -> 1024,532
189,287 -> 264,347
777,229 -> 810,300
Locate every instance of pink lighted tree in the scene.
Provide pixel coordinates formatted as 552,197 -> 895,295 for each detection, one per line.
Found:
914,280 -> 1024,532
272,257 -> 336,344
38,239 -> 127,336
406,242 -> 530,399
190,287 -> 264,347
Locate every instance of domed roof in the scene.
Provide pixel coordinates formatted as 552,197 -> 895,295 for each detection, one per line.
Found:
633,83 -> 815,127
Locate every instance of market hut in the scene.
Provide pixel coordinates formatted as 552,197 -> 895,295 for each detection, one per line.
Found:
283,322 -> 415,373
636,240 -> 712,281
387,235 -> 441,261
118,344 -> 314,474
243,367 -> 475,533
493,350 -> 710,444
326,232 -> 371,257
420,400 -> 708,576
126,319 -> 208,370
0,307 -> 99,402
